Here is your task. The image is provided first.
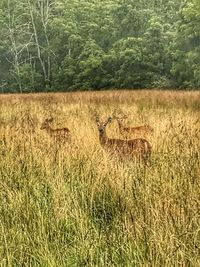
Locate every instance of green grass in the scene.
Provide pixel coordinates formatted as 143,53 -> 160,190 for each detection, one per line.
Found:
0,90 -> 200,266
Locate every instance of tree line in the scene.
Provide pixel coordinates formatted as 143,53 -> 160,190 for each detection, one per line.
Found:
0,0 -> 199,93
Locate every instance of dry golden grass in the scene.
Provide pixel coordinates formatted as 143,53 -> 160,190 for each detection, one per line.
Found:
0,90 -> 200,266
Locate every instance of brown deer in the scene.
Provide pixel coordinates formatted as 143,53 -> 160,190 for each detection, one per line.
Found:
40,118 -> 71,142
96,116 -> 152,163
115,114 -> 153,139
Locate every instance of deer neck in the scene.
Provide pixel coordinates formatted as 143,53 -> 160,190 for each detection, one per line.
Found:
117,121 -> 124,130
45,125 -> 54,134
99,130 -> 108,145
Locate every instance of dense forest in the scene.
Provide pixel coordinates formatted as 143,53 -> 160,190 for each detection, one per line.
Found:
0,0 -> 199,93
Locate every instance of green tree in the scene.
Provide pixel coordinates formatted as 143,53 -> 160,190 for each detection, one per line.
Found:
171,0 -> 200,88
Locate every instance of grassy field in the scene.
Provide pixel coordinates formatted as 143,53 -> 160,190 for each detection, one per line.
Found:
0,90 -> 200,267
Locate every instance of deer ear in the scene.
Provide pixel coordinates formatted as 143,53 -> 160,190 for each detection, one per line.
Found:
48,117 -> 53,122
107,117 -> 112,124
95,116 -> 100,123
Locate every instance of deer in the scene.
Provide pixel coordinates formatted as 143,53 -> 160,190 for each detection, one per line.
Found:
95,116 -> 152,164
40,118 -> 71,142
115,114 -> 153,139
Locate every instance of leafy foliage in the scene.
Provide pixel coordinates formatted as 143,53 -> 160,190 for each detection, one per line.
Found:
0,0 -> 199,92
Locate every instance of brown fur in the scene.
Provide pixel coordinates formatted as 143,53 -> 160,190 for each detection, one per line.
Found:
40,118 -> 71,141
115,116 -> 153,139
96,117 -> 152,163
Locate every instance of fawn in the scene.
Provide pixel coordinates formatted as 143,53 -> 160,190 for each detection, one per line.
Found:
115,115 -> 153,139
96,116 -> 152,163
40,118 -> 71,142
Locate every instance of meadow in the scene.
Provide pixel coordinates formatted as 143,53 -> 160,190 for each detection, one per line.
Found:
0,90 -> 200,267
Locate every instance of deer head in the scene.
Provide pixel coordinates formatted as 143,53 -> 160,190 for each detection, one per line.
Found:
95,116 -> 112,133
114,113 -> 128,123
40,117 -> 53,130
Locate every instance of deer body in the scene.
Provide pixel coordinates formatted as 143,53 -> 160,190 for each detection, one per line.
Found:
41,118 -> 71,141
116,117 -> 153,139
96,117 -> 151,163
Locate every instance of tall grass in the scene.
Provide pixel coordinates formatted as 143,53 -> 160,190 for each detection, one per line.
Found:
0,90 -> 200,266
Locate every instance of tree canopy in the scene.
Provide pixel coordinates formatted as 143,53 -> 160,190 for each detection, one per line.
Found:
0,0 -> 199,92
